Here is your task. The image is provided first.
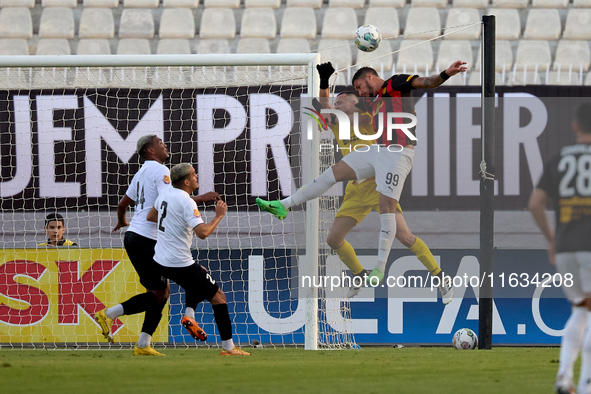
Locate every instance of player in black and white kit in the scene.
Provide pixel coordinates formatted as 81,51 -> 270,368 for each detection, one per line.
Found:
529,103 -> 591,394
94,135 -> 219,356
147,163 -> 250,356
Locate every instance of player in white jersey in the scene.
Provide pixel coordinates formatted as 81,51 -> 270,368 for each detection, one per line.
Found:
94,134 -> 219,356
147,163 -> 250,356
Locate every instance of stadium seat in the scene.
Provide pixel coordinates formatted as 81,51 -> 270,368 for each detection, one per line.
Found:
79,8 -> 115,39
236,38 -> 271,53
36,39 -> 71,55
475,40 -> 514,72
411,0 -> 449,8
77,39 -> 112,55
573,0 -> 591,6
452,0 -> 488,8
157,39 -> 192,54
404,7 -> 441,39
563,9 -> 591,40
203,0 -> 240,7
39,7 -> 75,39
487,8 -> 521,40
245,0 -> 281,7
509,70 -> 542,85
0,39 -> 29,55
368,0 -> 405,6
123,0 -> 159,7
356,40 -> 393,70
523,9 -> 561,40
515,40 -> 552,68
280,8 -> 317,39
468,71 -> 505,85
119,9 -> 155,39
84,0 -> 118,6
159,8 -> 195,39
396,40 -> 433,73
286,0 -> 323,7
163,0 -> 200,7
42,0 -> 76,6
329,0 -> 365,7
364,7 -> 399,39
117,39 -> 152,54
586,72 -> 591,85
0,0 -> 34,7
492,0 -> 529,8
547,71 -> 584,85
437,40 -> 474,71
318,39 -> 353,69
276,38 -> 311,53
241,8 -> 276,39
553,40 -> 591,71
199,8 -> 236,39
531,0 -> 568,7
0,8 -> 32,39
444,8 -> 480,40
197,39 -> 231,54
321,8 -> 358,39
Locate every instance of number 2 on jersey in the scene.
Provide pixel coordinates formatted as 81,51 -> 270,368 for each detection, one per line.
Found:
158,201 -> 168,232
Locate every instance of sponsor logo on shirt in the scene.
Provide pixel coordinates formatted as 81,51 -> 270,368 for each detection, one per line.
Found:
163,175 -> 171,184
193,209 -> 201,218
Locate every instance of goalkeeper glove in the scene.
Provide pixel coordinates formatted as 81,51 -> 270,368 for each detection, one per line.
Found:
316,62 -> 335,89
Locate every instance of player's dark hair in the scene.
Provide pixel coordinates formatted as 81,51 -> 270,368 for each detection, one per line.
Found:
137,134 -> 157,159
351,67 -> 378,84
45,213 -> 64,227
575,103 -> 591,134
336,91 -> 358,98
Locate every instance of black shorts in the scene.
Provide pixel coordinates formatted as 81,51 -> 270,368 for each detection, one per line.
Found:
124,231 -> 168,291
157,263 -> 219,305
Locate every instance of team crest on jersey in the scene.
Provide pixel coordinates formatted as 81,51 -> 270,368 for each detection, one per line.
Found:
163,175 -> 171,184
193,209 -> 201,218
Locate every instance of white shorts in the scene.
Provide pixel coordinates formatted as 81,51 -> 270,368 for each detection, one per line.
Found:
555,251 -> 591,302
341,145 -> 414,201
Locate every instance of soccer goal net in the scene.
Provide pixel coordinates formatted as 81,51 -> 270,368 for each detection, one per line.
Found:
0,54 -> 356,350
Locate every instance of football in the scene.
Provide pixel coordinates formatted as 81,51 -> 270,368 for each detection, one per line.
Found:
452,328 -> 478,350
354,24 -> 382,52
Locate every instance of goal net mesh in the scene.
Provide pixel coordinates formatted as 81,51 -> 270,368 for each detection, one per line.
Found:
0,61 -> 356,350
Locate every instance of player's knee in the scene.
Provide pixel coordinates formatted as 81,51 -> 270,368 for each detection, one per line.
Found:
326,233 -> 344,250
210,289 -> 227,305
151,289 -> 169,304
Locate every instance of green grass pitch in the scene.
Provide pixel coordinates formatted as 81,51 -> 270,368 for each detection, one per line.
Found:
0,347 -> 564,394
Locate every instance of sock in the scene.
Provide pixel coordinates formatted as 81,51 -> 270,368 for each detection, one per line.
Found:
557,306 -> 587,379
105,304 -> 124,320
281,168 -> 336,209
577,311 -> 591,393
335,241 -> 365,275
409,237 -> 441,276
212,303 -> 233,341
222,339 -> 235,352
375,213 -> 396,273
120,292 -> 158,316
141,301 -> 167,336
137,332 -> 151,349
185,307 -> 195,319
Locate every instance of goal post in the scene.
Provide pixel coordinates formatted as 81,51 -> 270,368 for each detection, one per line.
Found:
0,53 -> 355,350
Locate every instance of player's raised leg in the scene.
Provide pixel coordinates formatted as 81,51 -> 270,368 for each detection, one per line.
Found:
256,161 -> 357,219
395,213 -> 453,304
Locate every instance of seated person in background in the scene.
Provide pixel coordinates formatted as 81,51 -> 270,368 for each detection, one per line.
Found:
38,213 -> 77,247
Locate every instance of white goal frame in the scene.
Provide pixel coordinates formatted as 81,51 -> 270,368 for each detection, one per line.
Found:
0,53 -> 324,350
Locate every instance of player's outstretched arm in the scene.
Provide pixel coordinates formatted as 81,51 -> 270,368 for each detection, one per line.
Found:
411,61 -> 467,89
113,195 -> 134,232
194,200 -> 227,239
317,62 -> 335,107
192,191 -> 221,204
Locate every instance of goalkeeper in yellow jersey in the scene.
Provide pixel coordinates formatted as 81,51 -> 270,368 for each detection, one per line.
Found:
279,63 -> 451,302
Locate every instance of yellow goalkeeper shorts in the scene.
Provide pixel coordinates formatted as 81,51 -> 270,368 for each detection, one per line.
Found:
336,179 -> 402,225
